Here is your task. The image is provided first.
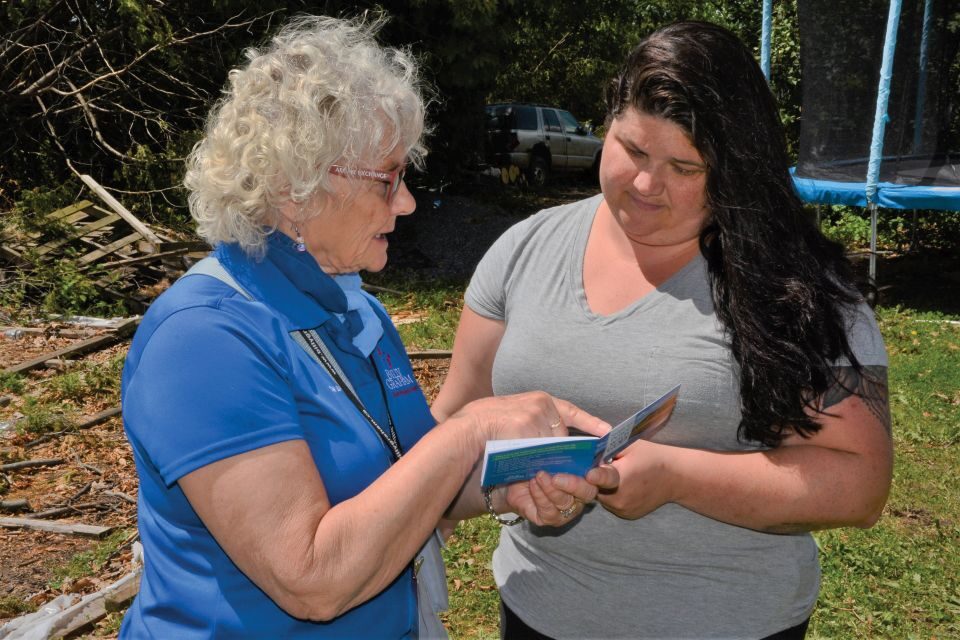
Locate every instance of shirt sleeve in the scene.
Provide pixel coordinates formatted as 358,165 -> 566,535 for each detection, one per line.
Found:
465,220 -> 527,321
123,304 -> 303,486
836,301 -> 888,368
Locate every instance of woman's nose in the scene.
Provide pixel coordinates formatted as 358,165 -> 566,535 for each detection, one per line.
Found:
392,179 -> 416,216
633,167 -> 664,195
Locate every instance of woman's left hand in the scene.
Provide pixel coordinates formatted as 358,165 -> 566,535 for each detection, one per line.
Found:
596,440 -> 674,520
504,467 -> 619,526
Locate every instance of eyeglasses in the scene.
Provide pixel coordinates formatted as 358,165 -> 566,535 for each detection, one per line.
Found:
329,164 -> 407,205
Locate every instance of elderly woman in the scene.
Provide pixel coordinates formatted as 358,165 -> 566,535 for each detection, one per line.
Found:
434,21 -> 893,640
119,15 -> 614,639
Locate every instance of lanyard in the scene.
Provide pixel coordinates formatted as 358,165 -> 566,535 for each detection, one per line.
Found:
183,257 -> 404,462
295,329 -> 404,462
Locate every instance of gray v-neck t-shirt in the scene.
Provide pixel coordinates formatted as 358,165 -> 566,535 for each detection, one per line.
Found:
465,194 -> 887,639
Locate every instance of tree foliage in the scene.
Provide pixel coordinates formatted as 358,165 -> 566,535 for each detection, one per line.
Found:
0,0 -> 293,217
3,0 -> 916,228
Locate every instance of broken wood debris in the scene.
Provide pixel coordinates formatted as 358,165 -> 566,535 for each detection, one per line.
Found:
0,176 -> 211,313
0,326 -> 97,339
0,555 -> 142,638
2,317 -> 139,375
0,515 -> 112,538
79,174 -> 162,245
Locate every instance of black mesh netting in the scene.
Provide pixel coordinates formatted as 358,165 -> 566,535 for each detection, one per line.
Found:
795,0 -> 960,186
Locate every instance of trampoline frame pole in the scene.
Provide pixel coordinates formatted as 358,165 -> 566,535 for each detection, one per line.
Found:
865,0 -> 903,287
912,0 -> 934,153
869,202 -> 879,283
761,0 -> 773,81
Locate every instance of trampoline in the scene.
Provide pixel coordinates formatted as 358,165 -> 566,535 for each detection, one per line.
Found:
760,0 -> 960,281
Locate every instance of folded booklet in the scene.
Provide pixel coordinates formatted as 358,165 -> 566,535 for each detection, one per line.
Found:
480,384 -> 681,487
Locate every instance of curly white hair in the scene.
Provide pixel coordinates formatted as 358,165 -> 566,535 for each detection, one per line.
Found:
185,14 -> 428,256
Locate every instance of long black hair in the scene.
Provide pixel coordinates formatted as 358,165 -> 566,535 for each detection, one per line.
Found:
606,21 -> 863,447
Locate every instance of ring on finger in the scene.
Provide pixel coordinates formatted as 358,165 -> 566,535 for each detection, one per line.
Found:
558,498 -> 581,519
549,419 -> 562,430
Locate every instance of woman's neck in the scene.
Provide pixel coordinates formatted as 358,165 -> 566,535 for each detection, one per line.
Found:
582,202 -> 701,315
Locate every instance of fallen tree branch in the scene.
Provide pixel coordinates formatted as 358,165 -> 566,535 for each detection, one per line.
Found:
0,458 -> 65,472
103,490 -> 137,505
0,499 -> 31,512
30,501 -> 113,520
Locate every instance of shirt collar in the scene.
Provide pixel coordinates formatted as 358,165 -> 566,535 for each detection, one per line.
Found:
214,232 -> 348,330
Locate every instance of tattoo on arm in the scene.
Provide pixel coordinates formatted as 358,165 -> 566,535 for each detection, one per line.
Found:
820,365 -> 892,435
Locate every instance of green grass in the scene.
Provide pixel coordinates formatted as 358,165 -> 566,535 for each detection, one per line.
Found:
16,396 -> 75,436
378,283 -> 960,639
0,595 -> 36,618
373,280 -> 464,351
0,372 -> 26,395
441,518 -> 501,639
808,309 -> 960,639
46,353 -> 125,403
48,529 -> 132,591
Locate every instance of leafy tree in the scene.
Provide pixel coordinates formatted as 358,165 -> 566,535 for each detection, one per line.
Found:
0,1 -> 284,216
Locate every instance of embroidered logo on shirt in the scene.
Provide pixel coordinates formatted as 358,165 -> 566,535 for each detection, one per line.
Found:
375,346 -> 418,397
384,367 -> 416,392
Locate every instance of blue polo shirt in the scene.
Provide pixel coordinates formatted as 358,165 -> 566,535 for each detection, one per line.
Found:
120,232 -> 436,638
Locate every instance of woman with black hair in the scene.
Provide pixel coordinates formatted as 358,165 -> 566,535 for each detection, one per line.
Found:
434,21 -> 892,640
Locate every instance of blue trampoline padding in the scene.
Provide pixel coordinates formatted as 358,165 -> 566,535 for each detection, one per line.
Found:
791,168 -> 960,211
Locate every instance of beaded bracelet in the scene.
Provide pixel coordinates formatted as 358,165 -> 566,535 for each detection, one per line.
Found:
482,485 -> 524,526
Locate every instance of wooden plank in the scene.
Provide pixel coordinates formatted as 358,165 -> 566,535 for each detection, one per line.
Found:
59,211 -> 92,225
2,317 -> 140,375
34,213 -> 121,256
44,568 -> 141,637
0,245 -> 23,263
77,406 -> 121,430
77,231 -> 142,265
0,516 -> 112,538
97,247 -> 201,269
79,174 -> 162,245
43,200 -> 95,221
407,350 -> 453,359
0,326 -> 96,339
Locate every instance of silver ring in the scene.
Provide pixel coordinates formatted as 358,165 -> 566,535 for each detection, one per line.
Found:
558,499 -> 580,518
549,420 -> 562,430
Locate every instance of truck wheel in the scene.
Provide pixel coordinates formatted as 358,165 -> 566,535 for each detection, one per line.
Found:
587,151 -> 601,184
527,156 -> 549,188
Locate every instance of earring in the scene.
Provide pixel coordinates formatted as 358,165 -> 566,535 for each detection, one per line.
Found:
292,223 -> 306,252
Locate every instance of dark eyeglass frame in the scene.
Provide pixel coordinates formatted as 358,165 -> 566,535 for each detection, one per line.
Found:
329,164 -> 406,204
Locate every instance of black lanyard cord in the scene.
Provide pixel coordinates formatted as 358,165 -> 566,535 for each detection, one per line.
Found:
296,329 -> 403,462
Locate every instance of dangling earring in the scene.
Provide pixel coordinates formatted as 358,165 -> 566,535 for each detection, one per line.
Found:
292,223 -> 306,252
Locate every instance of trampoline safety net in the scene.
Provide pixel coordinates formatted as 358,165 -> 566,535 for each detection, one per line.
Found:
795,0 -> 960,207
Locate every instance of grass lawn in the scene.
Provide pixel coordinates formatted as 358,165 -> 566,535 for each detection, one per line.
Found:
380,280 -> 960,639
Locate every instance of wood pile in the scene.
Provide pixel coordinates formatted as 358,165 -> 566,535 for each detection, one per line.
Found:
0,175 -> 209,313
